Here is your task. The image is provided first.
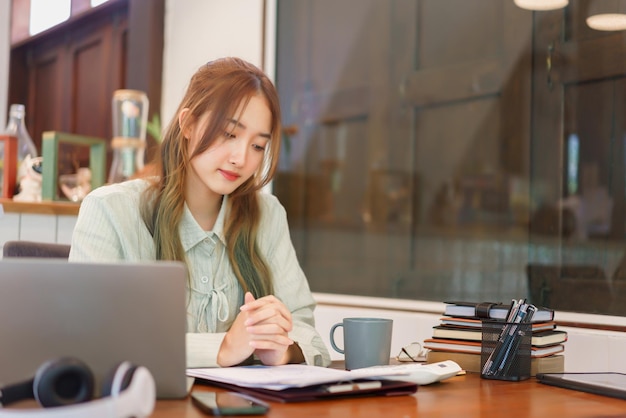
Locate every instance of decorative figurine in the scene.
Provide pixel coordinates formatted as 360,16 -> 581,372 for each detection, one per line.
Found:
12,155 -> 43,203
59,167 -> 92,202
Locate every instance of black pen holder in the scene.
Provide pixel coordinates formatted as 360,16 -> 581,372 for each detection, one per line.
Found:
480,320 -> 531,381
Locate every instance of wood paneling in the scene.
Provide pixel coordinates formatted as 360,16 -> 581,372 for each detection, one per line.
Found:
126,0 -> 164,161
71,0 -> 92,16
71,28 -> 116,136
10,0 -> 30,46
8,0 -> 163,173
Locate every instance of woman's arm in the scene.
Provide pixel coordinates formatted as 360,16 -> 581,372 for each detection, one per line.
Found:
69,180 -> 160,262
69,185 -> 140,261
258,194 -> 332,367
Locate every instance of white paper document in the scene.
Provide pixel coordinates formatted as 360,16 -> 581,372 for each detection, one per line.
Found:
186,361 -> 464,390
186,364 -> 409,390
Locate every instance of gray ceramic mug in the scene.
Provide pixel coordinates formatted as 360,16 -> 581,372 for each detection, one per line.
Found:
329,317 -> 393,370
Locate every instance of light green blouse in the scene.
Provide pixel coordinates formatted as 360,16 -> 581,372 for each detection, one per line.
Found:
69,179 -> 331,368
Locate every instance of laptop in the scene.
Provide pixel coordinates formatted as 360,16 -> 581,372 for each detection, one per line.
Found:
0,258 -> 188,399
537,372 -> 626,400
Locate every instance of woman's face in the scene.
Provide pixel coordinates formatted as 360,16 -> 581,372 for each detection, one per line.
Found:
184,94 -> 272,200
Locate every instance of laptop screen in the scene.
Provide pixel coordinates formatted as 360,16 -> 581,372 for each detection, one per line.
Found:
0,258 -> 188,399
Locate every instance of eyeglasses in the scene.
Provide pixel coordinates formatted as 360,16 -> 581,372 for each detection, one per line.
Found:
396,342 -> 428,362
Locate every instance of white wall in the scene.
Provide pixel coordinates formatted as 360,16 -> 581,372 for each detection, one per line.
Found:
312,294 -> 626,373
161,0 -> 265,128
0,0 -> 10,128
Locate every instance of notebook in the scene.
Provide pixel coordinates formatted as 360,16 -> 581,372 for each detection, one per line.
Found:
0,258 -> 188,399
537,372 -> 626,400
194,378 -> 418,403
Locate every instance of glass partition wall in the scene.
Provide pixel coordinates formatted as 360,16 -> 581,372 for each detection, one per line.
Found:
274,0 -> 626,316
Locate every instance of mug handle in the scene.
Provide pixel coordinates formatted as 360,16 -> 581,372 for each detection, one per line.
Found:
329,323 -> 344,354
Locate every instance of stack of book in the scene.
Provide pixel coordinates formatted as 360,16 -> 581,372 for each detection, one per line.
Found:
424,301 -> 566,375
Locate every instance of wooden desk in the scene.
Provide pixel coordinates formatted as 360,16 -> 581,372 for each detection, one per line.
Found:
152,373 -> 626,417
0,198 -> 80,215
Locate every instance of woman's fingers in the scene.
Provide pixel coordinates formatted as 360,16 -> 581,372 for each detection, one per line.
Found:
248,333 -> 294,348
241,294 -> 293,331
241,294 -> 291,318
238,292 -> 296,366
247,321 -> 294,338
245,308 -> 292,331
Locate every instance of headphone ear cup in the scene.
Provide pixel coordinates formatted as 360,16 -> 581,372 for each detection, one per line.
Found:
101,361 -> 138,398
33,357 -> 95,407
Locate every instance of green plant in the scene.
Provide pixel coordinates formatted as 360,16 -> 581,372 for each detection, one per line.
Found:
146,113 -> 162,143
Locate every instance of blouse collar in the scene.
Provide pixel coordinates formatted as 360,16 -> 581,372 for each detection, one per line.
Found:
179,195 -> 228,252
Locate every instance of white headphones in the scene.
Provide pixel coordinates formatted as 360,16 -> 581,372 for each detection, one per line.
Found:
0,357 -> 155,417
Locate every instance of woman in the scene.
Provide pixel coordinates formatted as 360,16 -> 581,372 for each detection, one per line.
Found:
69,57 -> 331,368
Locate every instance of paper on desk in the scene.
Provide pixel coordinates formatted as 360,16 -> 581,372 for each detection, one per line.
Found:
186,364 -> 409,390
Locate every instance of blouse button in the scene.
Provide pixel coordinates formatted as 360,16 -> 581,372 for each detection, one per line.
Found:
201,276 -> 209,284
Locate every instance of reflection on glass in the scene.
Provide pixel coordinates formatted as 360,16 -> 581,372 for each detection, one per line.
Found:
567,134 -> 580,196
274,0 -> 626,317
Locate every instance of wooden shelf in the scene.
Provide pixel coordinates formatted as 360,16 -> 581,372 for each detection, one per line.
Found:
0,199 -> 80,216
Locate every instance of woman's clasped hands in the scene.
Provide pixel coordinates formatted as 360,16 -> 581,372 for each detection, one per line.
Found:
218,292 -> 300,367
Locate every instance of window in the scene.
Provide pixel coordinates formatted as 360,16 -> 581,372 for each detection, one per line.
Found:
29,0 -> 71,36
11,0 -> 116,45
275,0 -> 626,317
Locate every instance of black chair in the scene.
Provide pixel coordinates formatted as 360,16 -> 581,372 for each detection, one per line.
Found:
2,240 -> 71,259
526,263 -> 615,314
611,253 -> 626,281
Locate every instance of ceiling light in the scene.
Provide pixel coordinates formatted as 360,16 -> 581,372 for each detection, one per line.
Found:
514,0 -> 568,11
586,1 -> 626,31
587,13 -> 626,31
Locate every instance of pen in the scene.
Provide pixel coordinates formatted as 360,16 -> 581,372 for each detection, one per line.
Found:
505,299 -> 518,322
497,303 -> 538,377
495,304 -> 529,369
483,302 -> 537,377
495,323 -> 524,375
483,308 -> 517,375
325,381 -> 383,393
483,302 -> 515,375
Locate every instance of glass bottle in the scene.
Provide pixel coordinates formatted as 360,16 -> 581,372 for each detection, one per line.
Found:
108,90 -> 149,183
1,104 -> 38,195
4,104 -> 37,162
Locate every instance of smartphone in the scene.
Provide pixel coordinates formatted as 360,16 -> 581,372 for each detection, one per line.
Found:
191,391 -> 269,416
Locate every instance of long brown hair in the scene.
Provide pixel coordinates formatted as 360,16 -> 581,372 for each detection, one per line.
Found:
140,57 -> 282,297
